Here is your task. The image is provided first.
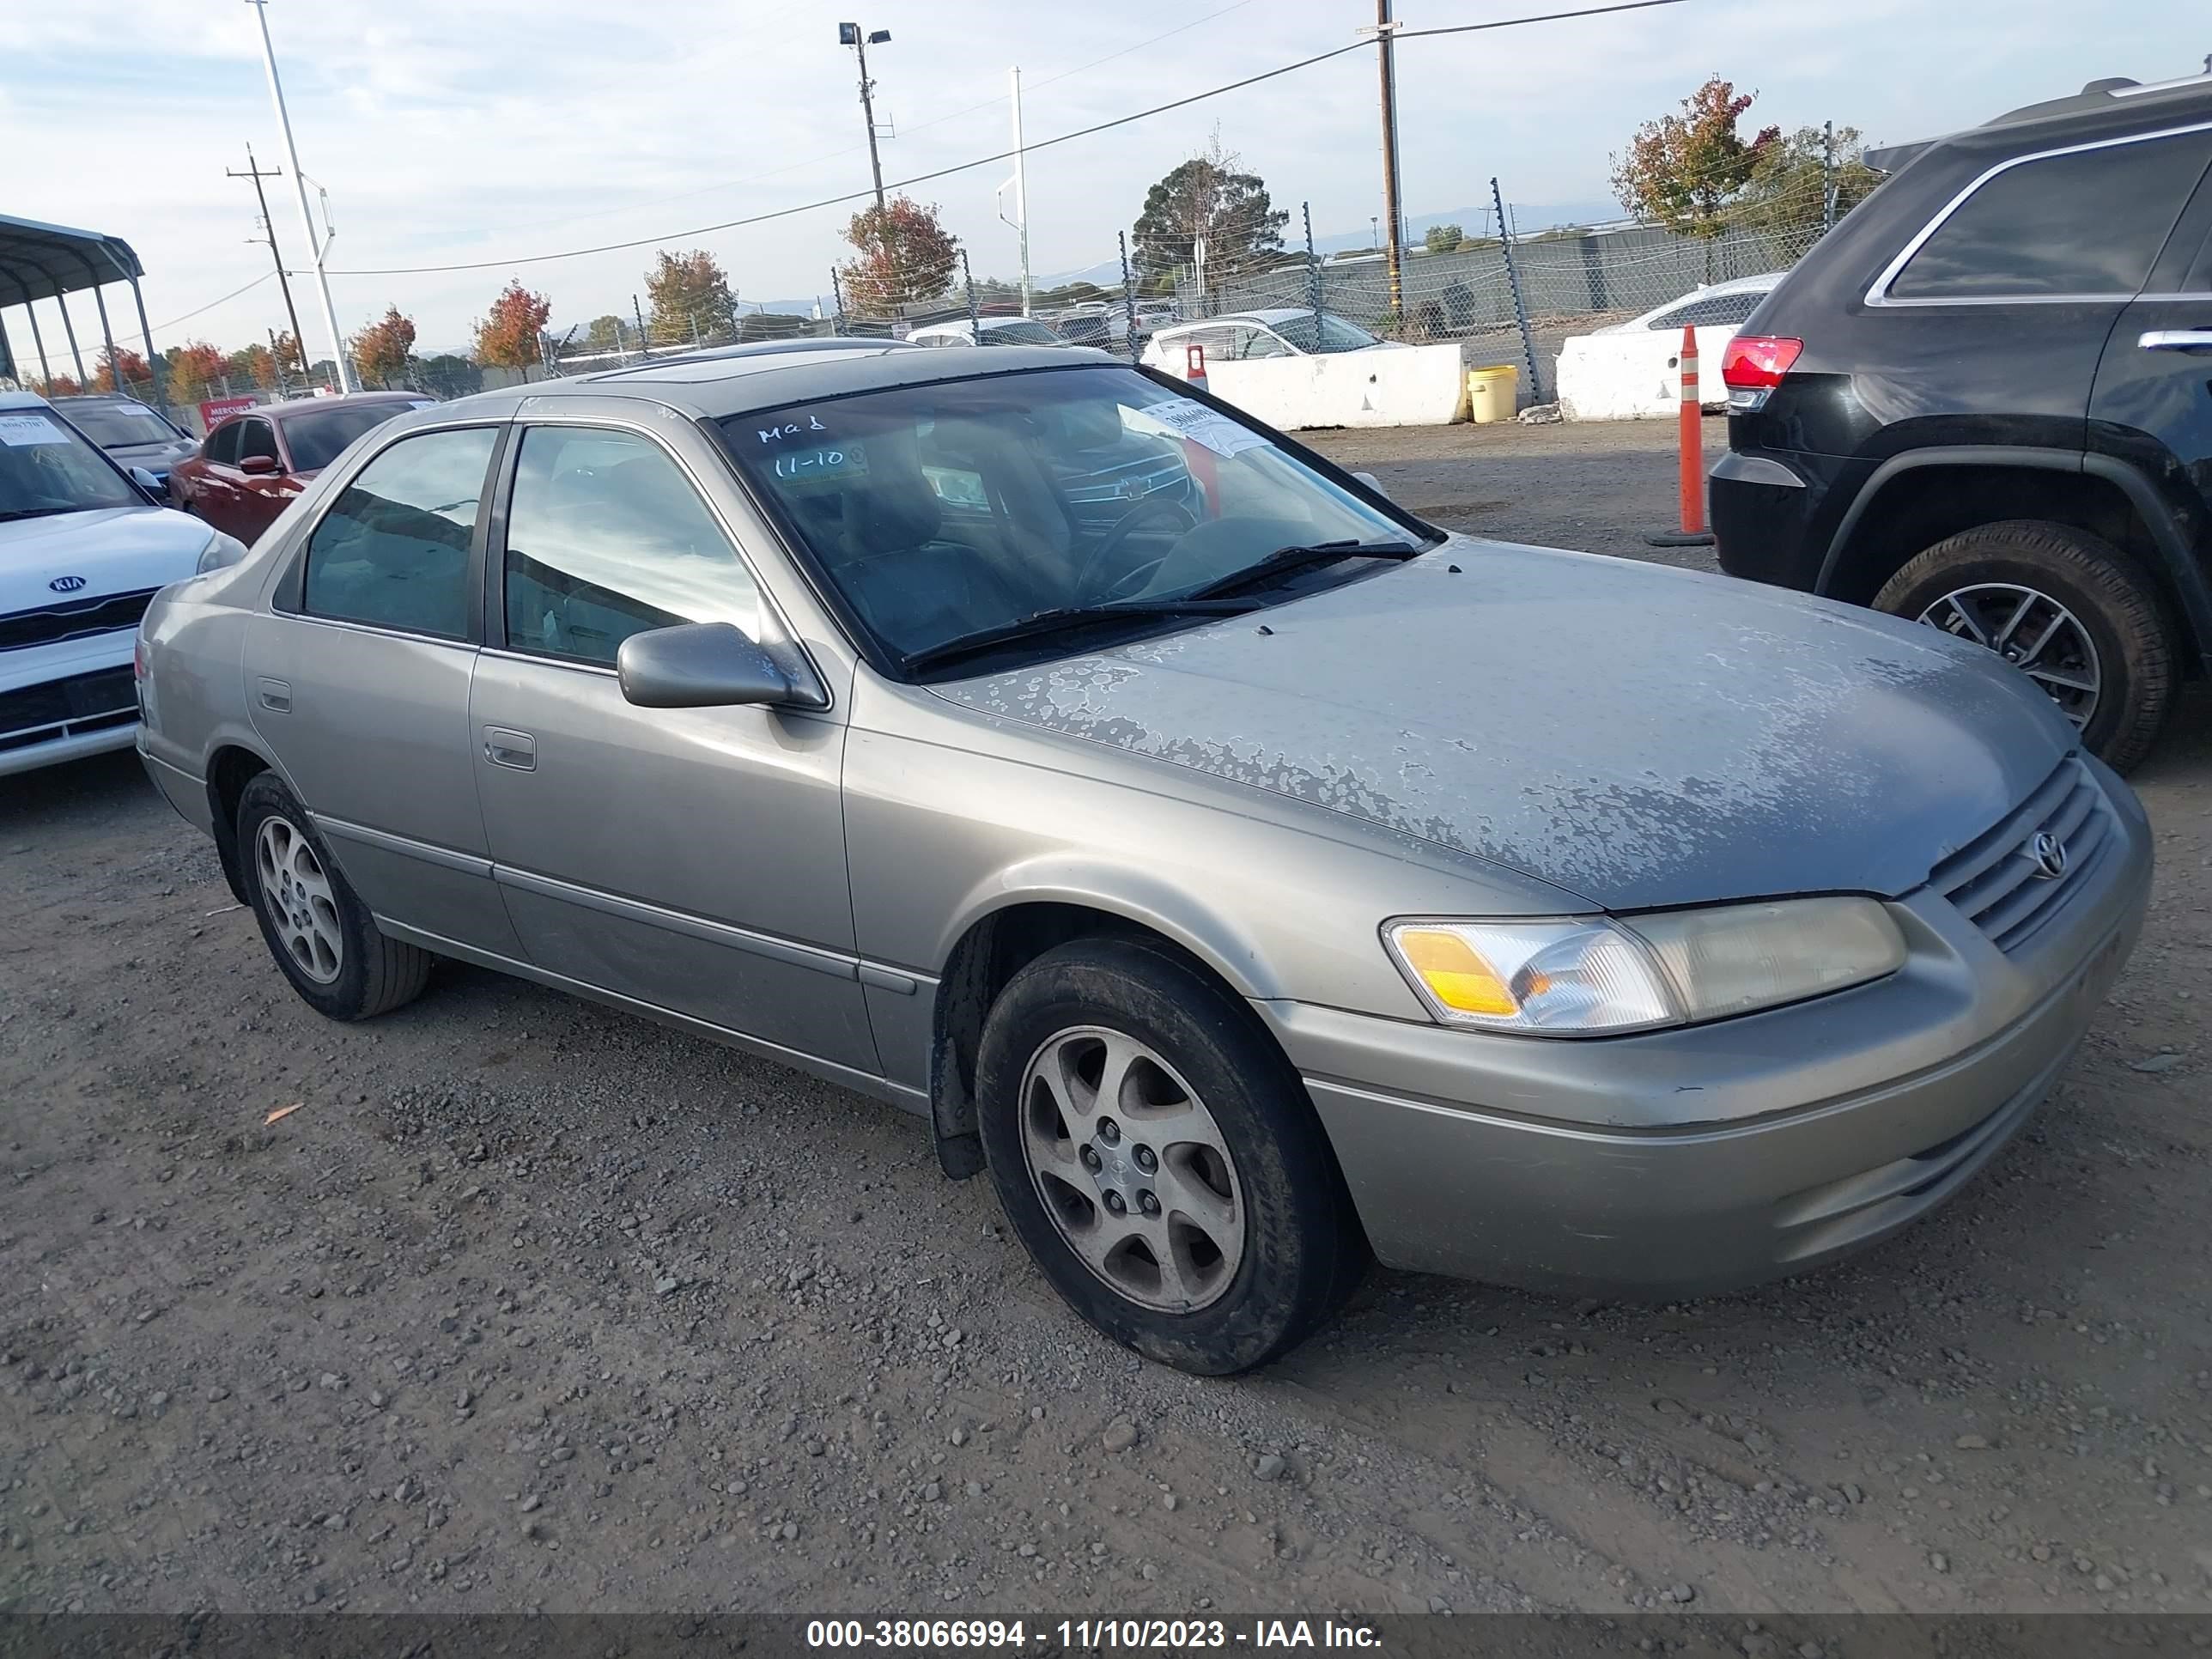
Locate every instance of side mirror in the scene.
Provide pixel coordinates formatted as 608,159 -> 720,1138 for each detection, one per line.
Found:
129,465 -> 162,494
1352,470 -> 1386,496
240,453 -> 281,475
617,622 -> 793,709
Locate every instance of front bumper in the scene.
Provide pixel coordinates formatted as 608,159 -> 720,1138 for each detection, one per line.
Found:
1261,758 -> 2153,1297
0,633 -> 141,779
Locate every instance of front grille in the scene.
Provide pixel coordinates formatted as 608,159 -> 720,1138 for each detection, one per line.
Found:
1058,452 -> 1195,532
0,587 -> 159,653
1929,757 -> 2110,954
0,666 -> 138,753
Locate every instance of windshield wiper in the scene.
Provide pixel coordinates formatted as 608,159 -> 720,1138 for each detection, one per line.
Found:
902,598 -> 1259,675
1184,540 -> 1423,601
0,507 -> 80,524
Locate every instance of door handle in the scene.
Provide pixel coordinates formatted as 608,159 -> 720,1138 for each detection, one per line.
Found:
2137,329 -> 2212,350
257,677 -> 291,713
483,726 -> 537,771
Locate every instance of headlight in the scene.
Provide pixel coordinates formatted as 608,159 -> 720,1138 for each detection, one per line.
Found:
1384,897 -> 1905,1037
196,530 -> 249,574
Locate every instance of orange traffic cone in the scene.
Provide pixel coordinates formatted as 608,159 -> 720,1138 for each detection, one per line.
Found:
1645,325 -> 1715,548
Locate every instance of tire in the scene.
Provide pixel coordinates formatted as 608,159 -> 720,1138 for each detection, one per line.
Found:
1872,520 -> 2174,773
235,771 -> 433,1021
975,937 -> 1368,1375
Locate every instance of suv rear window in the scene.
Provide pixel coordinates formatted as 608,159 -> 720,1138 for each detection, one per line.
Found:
1888,129 -> 2212,301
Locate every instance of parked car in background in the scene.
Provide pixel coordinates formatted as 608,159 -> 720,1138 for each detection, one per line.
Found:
137,342 -> 2148,1375
1553,272 -> 1785,421
904,316 -> 1069,349
168,390 -> 434,545
1712,70 -> 2212,772
0,389 -> 245,776
51,394 -> 200,495
1140,308 -> 1397,369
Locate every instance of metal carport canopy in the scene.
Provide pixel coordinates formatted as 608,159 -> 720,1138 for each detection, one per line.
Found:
0,211 -> 165,402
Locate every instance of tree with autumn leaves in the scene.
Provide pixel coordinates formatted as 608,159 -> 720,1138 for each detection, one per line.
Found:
645,250 -> 738,345
1611,76 -> 1781,246
837,197 -> 960,314
474,279 -> 553,375
350,306 -> 417,389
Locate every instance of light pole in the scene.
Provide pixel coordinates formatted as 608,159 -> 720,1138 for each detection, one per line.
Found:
838,22 -> 892,218
838,22 -> 897,313
244,0 -> 354,391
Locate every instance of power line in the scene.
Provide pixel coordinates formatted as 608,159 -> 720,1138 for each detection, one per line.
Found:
327,0 -> 1688,279
152,270 -> 274,333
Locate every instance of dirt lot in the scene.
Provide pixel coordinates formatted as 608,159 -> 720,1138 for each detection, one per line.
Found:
4,417 -> 2210,1620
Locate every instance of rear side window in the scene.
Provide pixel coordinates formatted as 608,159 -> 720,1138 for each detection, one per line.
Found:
301,427 -> 497,638
204,420 -> 241,465
501,426 -> 759,665
1649,291 -> 1765,329
1889,129 -> 2212,300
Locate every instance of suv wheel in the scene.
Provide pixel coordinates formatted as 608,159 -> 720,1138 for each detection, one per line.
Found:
236,772 -> 434,1020
975,938 -> 1368,1375
1873,520 -> 2174,772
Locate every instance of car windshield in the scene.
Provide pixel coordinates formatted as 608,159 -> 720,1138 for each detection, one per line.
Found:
0,408 -> 143,520
1270,313 -> 1382,353
982,320 -> 1064,346
283,404 -> 410,472
718,364 -> 1431,673
58,402 -> 180,448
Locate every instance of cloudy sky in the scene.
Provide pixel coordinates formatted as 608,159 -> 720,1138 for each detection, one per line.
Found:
3,0 -> 2201,366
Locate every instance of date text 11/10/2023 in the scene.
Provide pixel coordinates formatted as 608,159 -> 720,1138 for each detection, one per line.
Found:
804,1619 -> 1384,1650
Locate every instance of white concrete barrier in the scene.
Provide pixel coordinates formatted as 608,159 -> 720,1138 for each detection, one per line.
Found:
1195,343 -> 1468,430
1555,325 -> 1741,422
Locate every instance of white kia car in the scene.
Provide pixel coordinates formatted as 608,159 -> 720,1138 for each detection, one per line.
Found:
1,390 -> 246,776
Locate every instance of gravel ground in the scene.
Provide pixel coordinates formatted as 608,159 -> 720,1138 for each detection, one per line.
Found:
4,418 -> 2211,1620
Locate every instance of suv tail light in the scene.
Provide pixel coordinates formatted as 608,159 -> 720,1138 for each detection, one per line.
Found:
1720,335 -> 1802,410
133,636 -> 149,682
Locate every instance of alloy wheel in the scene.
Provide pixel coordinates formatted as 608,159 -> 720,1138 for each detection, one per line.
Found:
1017,1026 -> 1244,1312
1916,582 -> 2101,729
256,816 -> 343,984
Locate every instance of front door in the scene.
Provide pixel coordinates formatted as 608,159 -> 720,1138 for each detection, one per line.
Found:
246,420 -> 521,956
467,417 -> 876,1073
231,416 -> 298,544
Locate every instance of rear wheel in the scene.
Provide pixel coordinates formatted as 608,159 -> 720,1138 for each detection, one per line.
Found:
236,772 -> 432,1020
975,937 -> 1367,1375
1873,520 -> 2175,772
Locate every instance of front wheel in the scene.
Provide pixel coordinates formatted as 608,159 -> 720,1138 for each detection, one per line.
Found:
975,938 -> 1367,1375
1872,520 -> 2175,772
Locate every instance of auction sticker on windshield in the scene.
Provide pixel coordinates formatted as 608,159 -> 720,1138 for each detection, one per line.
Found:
1125,400 -> 1270,460
0,415 -> 71,447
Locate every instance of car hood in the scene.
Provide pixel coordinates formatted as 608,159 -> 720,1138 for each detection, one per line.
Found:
0,506 -> 212,611
931,541 -> 2073,911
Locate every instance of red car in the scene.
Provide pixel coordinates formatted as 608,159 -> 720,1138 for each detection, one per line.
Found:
169,391 -> 434,544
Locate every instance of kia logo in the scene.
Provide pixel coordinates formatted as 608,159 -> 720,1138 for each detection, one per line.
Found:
2027,830 -> 2069,882
48,575 -> 88,593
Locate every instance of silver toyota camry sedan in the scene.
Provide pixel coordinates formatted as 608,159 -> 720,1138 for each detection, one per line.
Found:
135,339 -> 2152,1375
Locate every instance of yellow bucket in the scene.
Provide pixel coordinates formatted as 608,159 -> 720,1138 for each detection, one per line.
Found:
1465,364 -> 1519,424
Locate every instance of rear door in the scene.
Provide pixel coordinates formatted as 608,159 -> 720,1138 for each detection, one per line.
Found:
182,418 -> 243,534
2088,145 -> 2212,651
246,419 -> 522,956
466,409 -> 875,1071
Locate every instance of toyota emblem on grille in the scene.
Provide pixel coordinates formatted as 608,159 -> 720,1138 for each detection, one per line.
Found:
47,574 -> 88,593
2027,831 -> 2069,881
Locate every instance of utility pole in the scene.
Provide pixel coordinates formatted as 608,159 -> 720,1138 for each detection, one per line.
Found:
1821,119 -> 1838,233
245,0 -> 352,392
1372,0 -> 1405,320
839,24 -> 898,313
228,143 -> 307,374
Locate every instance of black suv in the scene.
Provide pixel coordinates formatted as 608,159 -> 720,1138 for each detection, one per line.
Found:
1711,71 -> 2212,770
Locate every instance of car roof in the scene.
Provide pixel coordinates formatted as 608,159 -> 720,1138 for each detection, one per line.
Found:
49,392 -> 151,407
1867,71 -> 2212,173
392,338 -> 1126,428
238,391 -> 425,424
0,388 -> 55,411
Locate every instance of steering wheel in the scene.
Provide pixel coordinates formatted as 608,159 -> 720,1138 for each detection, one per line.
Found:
1072,496 -> 1201,602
